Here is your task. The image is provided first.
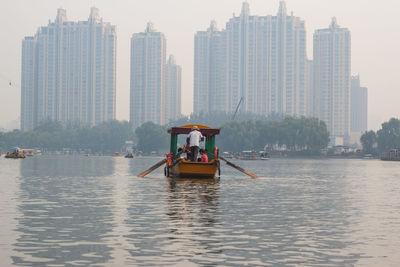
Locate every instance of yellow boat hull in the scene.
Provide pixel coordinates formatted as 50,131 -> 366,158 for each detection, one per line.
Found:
169,159 -> 220,179
5,153 -> 25,159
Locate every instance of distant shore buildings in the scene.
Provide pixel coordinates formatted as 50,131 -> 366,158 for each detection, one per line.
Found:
194,1 -> 367,146
20,3 -> 369,146
350,75 -> 368,145
130,23 -> 181,128
194,2 -> 308,116
21,8 -> 116,131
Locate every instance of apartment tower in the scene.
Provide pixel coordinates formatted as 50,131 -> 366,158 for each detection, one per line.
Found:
21,8 -> 116,131
350,75 -> 368,133
194,1 -> 308,117
130,23 -> 181,128
313,18 -> 351,145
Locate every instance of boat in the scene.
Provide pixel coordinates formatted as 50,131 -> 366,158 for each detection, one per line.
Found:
112,152 -> 123,157
259,151 -> 270,160
125,152 -> 134,158
21,149 -> 35,156
381,149 -> 400,161
165,125 -> 220,179
222,151 -> 234,159
362,154 -> 374,159
5,147 -> 25,159
239,150 -> 259,160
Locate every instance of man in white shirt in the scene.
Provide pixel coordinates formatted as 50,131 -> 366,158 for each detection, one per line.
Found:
187,126 -> 203,161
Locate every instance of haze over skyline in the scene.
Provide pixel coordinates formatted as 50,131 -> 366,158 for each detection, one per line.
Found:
1,0 -> 399,130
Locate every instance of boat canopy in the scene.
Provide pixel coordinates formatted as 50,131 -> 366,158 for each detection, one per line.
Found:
168,124 -> 220,135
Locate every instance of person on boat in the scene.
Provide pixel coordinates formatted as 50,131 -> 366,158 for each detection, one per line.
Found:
182,144 -> 190,160
200,148 -> 208,162
187,125 -> 203,161
177,148 -> 184,158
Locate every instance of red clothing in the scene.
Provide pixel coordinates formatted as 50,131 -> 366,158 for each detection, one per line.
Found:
201,153 -> 208,162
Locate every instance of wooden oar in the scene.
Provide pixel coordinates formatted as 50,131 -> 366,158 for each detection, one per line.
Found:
137,158 -> 167,177
219,156 -> 259,178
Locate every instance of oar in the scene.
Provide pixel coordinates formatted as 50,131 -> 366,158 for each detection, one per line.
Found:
137,158 -> 167,177
219,156 -> 259,178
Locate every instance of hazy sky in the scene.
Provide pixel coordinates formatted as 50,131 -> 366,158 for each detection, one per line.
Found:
1,0 -> 399,130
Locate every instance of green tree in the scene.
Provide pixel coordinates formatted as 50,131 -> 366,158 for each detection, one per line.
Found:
360,130 -> 377,154
135,122 -> 169,153
376,118 -> 400,152
0,120 -> 133,154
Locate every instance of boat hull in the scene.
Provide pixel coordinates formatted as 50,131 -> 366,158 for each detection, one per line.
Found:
169,159 -> 220,179
5,153 -> 25,159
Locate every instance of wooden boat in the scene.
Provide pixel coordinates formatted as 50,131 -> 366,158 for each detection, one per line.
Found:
125,153 -> 134,158
165,125 -> 220,179
5,147 -> 25,159
381,149 -> 400,161
112,152 -> 123,157
239,150 -> 260,160
259,151 -> 271,160
5,152 -> 25,159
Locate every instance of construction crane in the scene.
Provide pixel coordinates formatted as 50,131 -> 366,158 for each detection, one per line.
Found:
231,97 -> 244,120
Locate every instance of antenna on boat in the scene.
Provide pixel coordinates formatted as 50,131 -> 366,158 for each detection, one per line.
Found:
231,97 -> 244,120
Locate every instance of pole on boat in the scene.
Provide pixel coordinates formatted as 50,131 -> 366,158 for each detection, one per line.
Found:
137,159 -> 167,178
219,156 -> 259,179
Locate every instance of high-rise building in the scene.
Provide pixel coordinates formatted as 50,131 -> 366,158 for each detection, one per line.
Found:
350,75 -> 368,133
165,55 -> 182,123
194,21 -> 227,114
130,22 -> 165,128
194,1 -> 308,116
305,59 -> 314,117
130,23 -> 181,128
21,8 -> 116,131
313,18 -> 351,145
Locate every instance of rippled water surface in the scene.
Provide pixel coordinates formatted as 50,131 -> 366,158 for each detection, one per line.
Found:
1,156 -> 400,266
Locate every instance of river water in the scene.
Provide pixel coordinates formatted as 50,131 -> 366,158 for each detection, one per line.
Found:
0,156 -> 399,266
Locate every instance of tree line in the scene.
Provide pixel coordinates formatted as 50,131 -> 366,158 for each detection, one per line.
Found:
137,115 -> 330,154
0,120 -> 134,154
217,117 -> 329,153
360,118 -> 400,155
0,114 -> 330,155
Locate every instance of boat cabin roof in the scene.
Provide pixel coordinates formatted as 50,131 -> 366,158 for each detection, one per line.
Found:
168,124 -> 220,135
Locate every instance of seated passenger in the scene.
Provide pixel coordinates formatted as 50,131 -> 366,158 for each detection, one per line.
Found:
183,144 -> 191,160
177,148 -> 183,158
200,149 -> 208,162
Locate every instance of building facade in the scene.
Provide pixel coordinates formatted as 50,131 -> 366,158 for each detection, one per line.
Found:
194,1 -> 308,117
130,22 -> 166,128
313,18 -> 351,145
165,55 -> 182,124
305,59 -> 314,117
21,8 -> 116,131
130,23 -> 181,128
350,75 -> 368,133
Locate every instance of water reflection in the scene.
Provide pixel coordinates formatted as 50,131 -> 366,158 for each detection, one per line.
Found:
123,177 -> 220,266
13,156 -> 115,266
166,178 -> 219,227
20,156 -> 114,178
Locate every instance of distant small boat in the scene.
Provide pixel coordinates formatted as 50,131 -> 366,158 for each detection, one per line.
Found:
125,153 -> 134,158
21,149 -> 35,156
112,152 -> 123,157
5,147 -> 25,159
239,151 -> 259,160
381,149 -> 400,161
362,154 -> 374,159
260,151 -> 270,160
